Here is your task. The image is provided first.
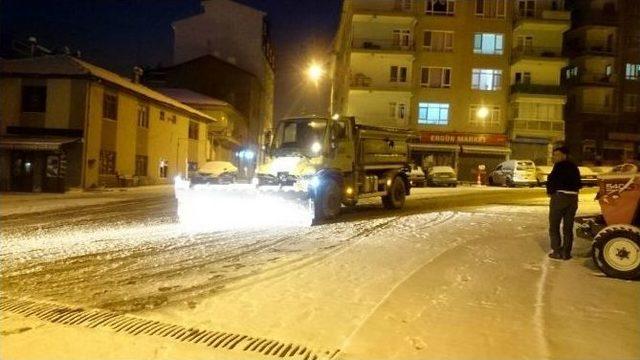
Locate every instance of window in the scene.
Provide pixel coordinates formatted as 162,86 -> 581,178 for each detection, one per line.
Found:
476,0 -> 506,18
137,104 -> 149,128
169,114 -> 177,124
99,150 -> 116,175
425,0 -> 455,16
103,92 -> 118,120
159,159 -> 169,178
418,103 -> 450,125
623,94 -> 640,112
516,35 -> 534,51
516,0 -> 536,17
515,72 -> 531,85
626,63 -> 640,80
473,33 -> 503,55
135,155 -> 148,176
392,29 -> 412,49
159,111 -> 165,121
471,69 -> 502,90
21,86 -> 47,113
605,64 -> 613,77
423,30 -> 454,52
188,121 -> 199,140
389,102 -> 407,120
390,66 -> 408,83
421,67 -> 452,88
469,105 -> 501,127
565,66 -> 578,79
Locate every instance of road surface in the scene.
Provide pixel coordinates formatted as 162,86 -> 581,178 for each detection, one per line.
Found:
1,186 -> 638,360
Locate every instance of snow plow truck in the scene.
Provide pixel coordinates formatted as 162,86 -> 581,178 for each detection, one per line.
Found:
175,115 -> 415,229
575,163 -> 640,280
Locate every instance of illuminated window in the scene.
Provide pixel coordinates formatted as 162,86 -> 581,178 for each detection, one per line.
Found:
471,69 -> 502,90
473,33 -> 504,55
418,103 -> 449,125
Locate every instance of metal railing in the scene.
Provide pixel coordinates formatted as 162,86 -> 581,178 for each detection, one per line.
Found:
564,73 -> 617,86
352,0 -> 415,14
352,38 -> 415,52
512,46 -> 564,59
510,83 -> 564,95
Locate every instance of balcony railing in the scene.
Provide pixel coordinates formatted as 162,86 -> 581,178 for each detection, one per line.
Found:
564,73 -> 617,86
565,44 -> 617,57
511,83 -> 564,95
572,10 -> 619,27
513,9 -> 570,25
512,120 -> 564,133
512,46 -> 564,60
352,38 -> 415,52
352,0 -> 415,14
568,103 -> 616,114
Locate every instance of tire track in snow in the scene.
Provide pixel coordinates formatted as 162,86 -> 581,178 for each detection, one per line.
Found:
534,255 -> 551,360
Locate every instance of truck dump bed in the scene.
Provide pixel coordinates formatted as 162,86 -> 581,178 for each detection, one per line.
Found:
354,124 -> 416,169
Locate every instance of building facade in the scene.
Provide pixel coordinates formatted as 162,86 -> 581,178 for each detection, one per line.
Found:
173,0 -> 275,158
334,0 -> 575,180
0,56 -> 212,192
563,0 -> 640,165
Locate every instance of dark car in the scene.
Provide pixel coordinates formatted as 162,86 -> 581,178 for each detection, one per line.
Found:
578,166 -> 598,187
427,166 -> 457,187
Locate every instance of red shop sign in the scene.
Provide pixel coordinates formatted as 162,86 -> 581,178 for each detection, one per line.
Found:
421,132 -> 508,146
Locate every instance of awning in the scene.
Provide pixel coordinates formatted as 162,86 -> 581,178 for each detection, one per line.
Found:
461,145 -> 512,156
409,143 -> 460,152
0,136 -> 81,151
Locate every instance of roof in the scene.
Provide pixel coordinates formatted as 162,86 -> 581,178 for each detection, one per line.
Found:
155,88 -> 230,107
0,56 -> 215,123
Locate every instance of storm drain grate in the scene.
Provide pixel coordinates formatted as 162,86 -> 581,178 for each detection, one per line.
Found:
0,296 -> 340,360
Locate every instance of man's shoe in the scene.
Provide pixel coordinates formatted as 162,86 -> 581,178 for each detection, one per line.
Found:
548,252 -> 563,260
563,253 -> 572,260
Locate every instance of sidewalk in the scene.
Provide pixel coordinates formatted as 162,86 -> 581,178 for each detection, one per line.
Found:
0,185 -> 174,217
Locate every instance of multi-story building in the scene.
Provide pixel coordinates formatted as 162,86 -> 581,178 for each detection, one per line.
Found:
173,0 -> 275,159
563,0 -> 640,164
0,55 -> 213,192
334,0 -> 518,181
509,0 -> 571,165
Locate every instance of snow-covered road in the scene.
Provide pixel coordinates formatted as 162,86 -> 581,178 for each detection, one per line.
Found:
1,187 -> 638,359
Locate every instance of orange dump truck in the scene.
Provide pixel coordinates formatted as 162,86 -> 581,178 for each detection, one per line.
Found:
575,163 -> 640,280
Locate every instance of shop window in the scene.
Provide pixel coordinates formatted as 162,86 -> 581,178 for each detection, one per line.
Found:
21,85 -> 47,113
135,155 -> 148,176
103,92 -> 118,120
99,150 -> 116,175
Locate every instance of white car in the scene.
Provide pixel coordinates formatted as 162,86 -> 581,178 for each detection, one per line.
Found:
408,164 -> 426,187
190,161 -> 239,185
488,160 -> 537,187
427,166 -> 457,187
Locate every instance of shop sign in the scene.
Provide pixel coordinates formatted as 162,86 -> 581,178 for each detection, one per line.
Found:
421,132 -> 507,146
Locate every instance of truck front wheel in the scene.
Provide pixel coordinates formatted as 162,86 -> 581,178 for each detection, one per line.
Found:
592,225 -> 640,280
314,178 -> 342,221
382,177 -> 406,209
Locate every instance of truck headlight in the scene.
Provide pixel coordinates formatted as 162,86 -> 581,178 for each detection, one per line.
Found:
311,142 -> 322,154
310,176 -> 321,189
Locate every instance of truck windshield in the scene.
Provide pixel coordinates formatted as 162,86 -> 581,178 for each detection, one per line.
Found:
272,119 -> 327,156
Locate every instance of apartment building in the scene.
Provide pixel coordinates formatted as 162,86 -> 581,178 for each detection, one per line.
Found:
563,0 -> 640,164
0,56 -> 212,192
335,0 -> 519,181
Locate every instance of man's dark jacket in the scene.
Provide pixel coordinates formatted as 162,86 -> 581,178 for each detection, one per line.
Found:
546,159 -> 582,195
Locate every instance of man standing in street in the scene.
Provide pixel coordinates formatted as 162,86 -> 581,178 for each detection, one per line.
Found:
546,146 -> 582,260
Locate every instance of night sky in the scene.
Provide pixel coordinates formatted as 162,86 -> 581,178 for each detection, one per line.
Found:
0,0 -> 342,119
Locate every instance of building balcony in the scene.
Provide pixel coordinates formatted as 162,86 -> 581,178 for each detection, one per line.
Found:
352,0 -> 416,18
351,38 -> 415,54
510,83 -> 565,96
564,44 -> 617,58
564,73 -> 618,87
513,10 -> 571,32
511,119 -> 565,138
568,103 -> 617,115
511,46 -> 566,64
349,74 -> 412,93
572,10 -> 619,29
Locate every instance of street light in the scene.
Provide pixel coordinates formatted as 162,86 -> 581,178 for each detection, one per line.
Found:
476,106 -> 490,119
306,62 -> 325,85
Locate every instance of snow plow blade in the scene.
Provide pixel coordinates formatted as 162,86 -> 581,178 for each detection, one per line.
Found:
175,178 -> 314,231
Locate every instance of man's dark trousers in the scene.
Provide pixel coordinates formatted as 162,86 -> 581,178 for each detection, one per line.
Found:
549,192 -> 578,256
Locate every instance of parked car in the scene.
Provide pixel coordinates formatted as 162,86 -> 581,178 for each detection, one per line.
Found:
427,166 -> 457,187
488,160 -> 537,187
536,165 -> 553,186
408,164 -> 426,187
579,166 -> 599,187
590,166 -> 613,175
190,161 -> 238,185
